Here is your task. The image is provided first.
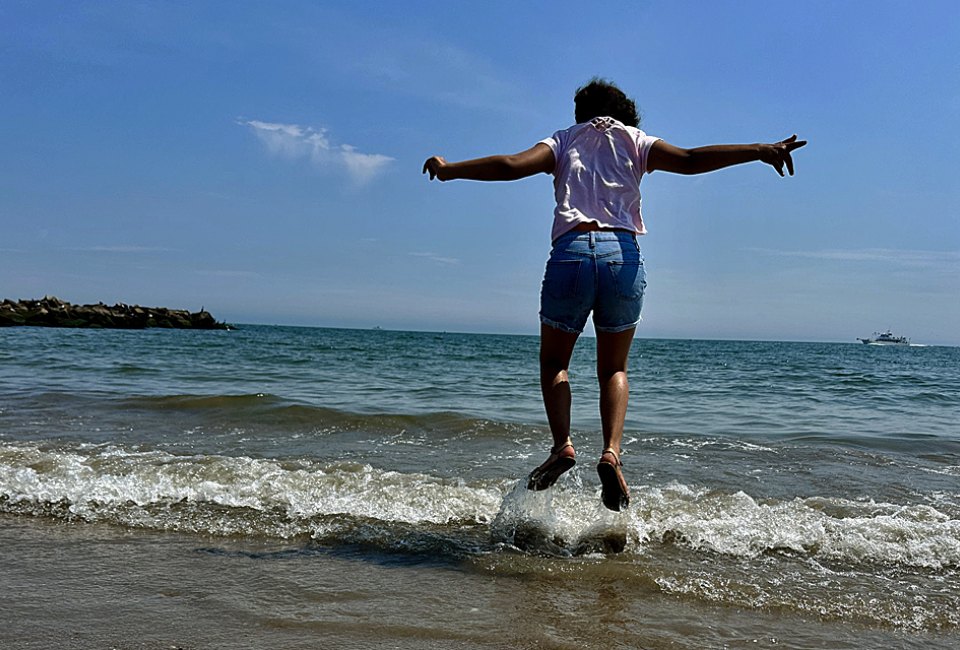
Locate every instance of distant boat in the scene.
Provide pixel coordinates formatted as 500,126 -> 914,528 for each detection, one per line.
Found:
858,330 -> 910,345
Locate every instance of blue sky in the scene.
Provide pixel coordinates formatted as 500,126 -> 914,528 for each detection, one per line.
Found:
2,1 -> 958,344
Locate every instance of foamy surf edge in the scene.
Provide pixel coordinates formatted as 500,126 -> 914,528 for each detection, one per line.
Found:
1,441 -> 958,570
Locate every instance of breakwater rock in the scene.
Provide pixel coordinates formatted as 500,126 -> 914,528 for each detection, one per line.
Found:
0,296 -> 232,330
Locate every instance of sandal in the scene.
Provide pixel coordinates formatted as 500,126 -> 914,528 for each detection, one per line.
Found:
527,442 -> 576,491
597,447 -> 630,511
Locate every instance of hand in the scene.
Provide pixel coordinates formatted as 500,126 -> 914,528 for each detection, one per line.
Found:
422,156 -> 447,181
759,135 -> 807,176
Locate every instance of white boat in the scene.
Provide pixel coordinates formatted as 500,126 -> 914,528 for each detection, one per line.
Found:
858,330 -> 910,345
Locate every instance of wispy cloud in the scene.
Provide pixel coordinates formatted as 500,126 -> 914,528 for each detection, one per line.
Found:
195,269 -> 261,278
747,247 -> 960,270
238,119 -> 393,184
409,252 -> 460,265
66,246 -> 175,253
351,37 -> 533,115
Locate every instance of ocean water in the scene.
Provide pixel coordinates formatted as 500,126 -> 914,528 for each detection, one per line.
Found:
1,325 -> 959,649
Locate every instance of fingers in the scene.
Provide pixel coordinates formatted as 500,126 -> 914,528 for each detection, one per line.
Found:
775,135 -> 805,175
781,135 -> 807,152
422,157 -> 436,178
422,156 -> 444,180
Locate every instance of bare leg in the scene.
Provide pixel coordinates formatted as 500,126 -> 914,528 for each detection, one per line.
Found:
527,324 -> 581,490
596,327 -> 636,454
539,323 -> 580,449
595,327 -> 636,511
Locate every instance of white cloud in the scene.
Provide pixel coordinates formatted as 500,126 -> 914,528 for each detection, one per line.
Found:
409,252 -> 460,265
746,247 -> 960,270
340,145 -> 394,185
239,119 -> 392,184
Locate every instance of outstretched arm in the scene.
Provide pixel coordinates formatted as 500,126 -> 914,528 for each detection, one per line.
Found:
647,135 -> 807,176
422,143 -> 555,182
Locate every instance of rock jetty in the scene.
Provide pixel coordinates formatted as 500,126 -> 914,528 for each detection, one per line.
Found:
0,296 -> 231,330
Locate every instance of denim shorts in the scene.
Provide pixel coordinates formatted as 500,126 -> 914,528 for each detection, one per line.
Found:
539,230 -> 647,334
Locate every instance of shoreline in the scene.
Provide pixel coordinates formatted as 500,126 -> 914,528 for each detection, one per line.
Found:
4,513 -> 955,650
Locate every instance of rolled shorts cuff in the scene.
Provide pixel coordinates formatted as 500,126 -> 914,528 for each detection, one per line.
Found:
539,314 -> 583,334
594,316 -> 642,333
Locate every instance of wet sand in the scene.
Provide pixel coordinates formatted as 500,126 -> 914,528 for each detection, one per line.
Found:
2,514 -> 957,650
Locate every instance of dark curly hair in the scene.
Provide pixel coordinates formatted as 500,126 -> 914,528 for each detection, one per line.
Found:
574,78 -> 640,127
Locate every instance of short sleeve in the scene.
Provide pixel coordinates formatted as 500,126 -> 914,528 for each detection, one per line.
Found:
538,130 -> 563,174
635,130 -> 662,174
538,135 -> 558,155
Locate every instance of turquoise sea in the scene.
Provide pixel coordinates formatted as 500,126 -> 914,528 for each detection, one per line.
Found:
1,325 -> 959,648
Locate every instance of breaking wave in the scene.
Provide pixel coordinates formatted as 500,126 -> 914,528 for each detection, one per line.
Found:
2,441 -> 958,570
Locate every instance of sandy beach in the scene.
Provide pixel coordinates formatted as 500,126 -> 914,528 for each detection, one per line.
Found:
2,513 -> 957,650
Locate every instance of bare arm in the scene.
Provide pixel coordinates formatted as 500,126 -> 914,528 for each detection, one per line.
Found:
647,135 -> 807,176
422,143 -> 555,182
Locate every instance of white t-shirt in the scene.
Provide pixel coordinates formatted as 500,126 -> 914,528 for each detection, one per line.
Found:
539,117 -> 661,241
